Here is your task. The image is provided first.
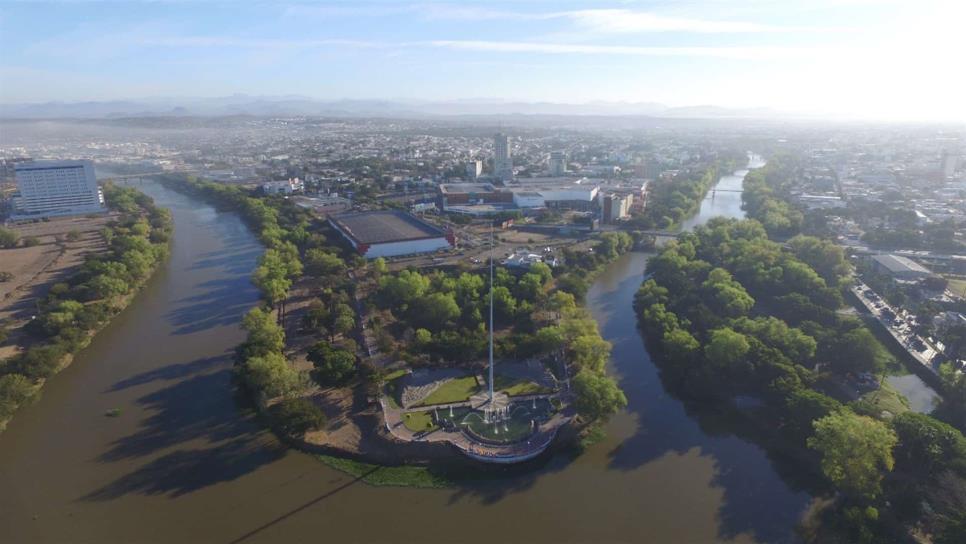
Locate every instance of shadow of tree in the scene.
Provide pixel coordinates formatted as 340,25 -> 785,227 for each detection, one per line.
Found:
82,353 -> 284,500
164,277 -> 257,335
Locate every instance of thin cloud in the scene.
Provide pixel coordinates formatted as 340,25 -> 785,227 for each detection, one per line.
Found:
428,40 -> 835,60
280,3 -> 833,34
145,36 -> 391,49
565,9 -> 802,33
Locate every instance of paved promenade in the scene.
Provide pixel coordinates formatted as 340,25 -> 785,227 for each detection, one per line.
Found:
380,393 -> 575,462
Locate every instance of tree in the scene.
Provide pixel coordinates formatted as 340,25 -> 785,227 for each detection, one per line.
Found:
515,273 -> 545,302
891,412 -> 966,475
704,327 -> 750,368
305,249 -> 344,277
414,328 -> 433,346
807,411 -> 898,499
10,344 -> 65,380
788,235 -> 850,287
702,268 -> 755,317
308,342 -> 357,386
372,257 -> 389,276
784,389 -> 843,438
243,352 -> 303,398
662,328 -> 700,364
378,269 -> 429,307
534,326 -> 565,353
548,291 -> 577,317
270,397 -> 326,438
240,307 -> 284,358
529,262 -> 553,285
411,292 -> 460,332
572,369 -> 627,421
332,314 -> 356,338
0,374 -> 37,420
492,286 -> 518,321
830,328 -> 891,374
570,334 -> 611,373
0,227 -> 19,249
121,249 -> 154,281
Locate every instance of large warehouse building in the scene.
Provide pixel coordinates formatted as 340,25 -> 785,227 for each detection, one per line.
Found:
329,210 -> 455,258
870,254 -> 933,281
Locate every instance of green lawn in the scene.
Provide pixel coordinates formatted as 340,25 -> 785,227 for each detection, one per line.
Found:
381,369 -> 408,410
415,376 -> 479,406
945,276 -> 966,298
402,410 -> 438,432
493,374 -> 553,397
316,455 -> 453,488
854,382 -> 910,417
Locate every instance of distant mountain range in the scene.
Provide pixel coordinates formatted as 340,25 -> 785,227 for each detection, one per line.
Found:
0,95 -> 783,120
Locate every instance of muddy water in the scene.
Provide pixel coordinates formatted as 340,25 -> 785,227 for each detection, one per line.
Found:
0,181 -> 810,543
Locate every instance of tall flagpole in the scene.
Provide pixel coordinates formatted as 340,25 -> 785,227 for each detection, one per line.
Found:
488,220 -> 495,403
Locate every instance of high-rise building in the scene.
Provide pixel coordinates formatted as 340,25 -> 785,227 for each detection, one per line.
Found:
601,192 -> 634,224
465,160 -> 483,180
493,133 -> 513,181
13,160 -> 104,218
942,150 -> 958,179
549,151 -> 567,177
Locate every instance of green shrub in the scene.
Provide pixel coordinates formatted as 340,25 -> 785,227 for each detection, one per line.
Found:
270,397 -> 326,438
10,344 -> 66,380
0,227 -> 18,249
0,374 -> 37,420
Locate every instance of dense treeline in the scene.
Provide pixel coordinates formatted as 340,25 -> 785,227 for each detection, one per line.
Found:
158,175 -> 337,437
158,175 -> 312,307
742,156 -> 804,238
0,184 -> 172,431
630,150 -> 747,230
636,217 -> 966,542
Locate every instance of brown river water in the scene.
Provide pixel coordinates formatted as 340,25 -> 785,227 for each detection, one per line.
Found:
1,179 -> 813,543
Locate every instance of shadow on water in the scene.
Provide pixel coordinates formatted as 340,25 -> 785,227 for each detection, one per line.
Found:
165,277 -> 258,335
596,254 -> 816,544
190,247 -> 265,276
226,468 -> 380,544
82,353 -> 286,500
440,452 -> 577,506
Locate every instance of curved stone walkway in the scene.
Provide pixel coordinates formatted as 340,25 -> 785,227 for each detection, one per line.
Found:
380,393 -> 575,463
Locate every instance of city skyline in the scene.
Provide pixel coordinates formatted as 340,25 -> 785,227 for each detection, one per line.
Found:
1,0 -> 964,123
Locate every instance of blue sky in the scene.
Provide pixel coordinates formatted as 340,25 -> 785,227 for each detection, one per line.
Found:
1,0 -> 963,121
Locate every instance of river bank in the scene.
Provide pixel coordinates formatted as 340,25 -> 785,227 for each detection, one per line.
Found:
2,179 -> 812,543
0,184 -> 172,433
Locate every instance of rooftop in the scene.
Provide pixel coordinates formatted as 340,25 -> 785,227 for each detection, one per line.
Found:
439,183 -> 499,194
872,254 -> 932,275
330,210 -> 446,245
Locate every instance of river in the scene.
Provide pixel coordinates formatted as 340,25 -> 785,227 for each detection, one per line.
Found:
1,176 -> 812,543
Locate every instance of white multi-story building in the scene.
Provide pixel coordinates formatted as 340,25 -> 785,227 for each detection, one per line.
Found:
13,160 -> 104,218
493,133 -> 513,181
548,151 -> 567,177
262,177 -> 304,195
601,192 -> 634,223
465,160 -> 483,180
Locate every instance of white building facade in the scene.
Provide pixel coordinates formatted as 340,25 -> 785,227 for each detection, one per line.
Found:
14,160 -> 104,218
493,133 -> 513,181
548,151 -> 567,177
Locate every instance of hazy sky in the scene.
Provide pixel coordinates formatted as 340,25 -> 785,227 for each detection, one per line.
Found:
1,0 -> 964,122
